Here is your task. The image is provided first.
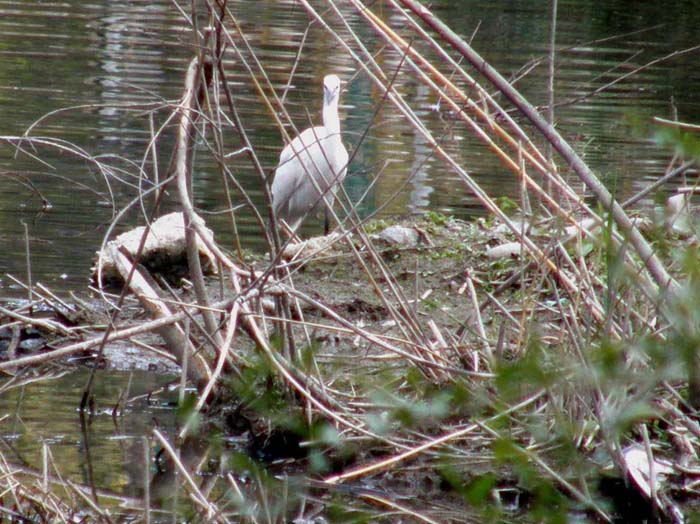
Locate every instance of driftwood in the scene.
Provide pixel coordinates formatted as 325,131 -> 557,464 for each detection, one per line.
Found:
108,243 -> 211,385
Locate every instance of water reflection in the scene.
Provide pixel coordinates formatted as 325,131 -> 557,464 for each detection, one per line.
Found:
0,2 -> 700,519
0,0 -> 698,295
0,370 -> 178,500
408,83 -> 435,214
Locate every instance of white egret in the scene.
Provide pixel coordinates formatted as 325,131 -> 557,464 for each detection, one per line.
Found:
271,74 -> 348,234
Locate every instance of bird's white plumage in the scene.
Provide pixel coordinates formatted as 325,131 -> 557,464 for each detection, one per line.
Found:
271,74 -> 348,233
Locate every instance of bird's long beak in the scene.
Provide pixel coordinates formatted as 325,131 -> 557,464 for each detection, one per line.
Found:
324,86 -> 338,106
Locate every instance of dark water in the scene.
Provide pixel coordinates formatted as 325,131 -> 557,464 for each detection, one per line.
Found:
0,0 -> 699,515
0,0 -> 698,296
0,369 -> 178,503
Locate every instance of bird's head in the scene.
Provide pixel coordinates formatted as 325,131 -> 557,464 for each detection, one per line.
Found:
323,74 -> 342,106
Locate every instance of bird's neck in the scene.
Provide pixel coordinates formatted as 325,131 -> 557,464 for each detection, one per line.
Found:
323,101 -> 341,139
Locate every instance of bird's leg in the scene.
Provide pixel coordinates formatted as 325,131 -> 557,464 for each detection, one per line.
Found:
324,207 -> 331,235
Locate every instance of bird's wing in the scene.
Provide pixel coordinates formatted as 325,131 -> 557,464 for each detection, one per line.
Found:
278,126 -> 329,166
272,159 -> 303,212
337,142 -> 349,175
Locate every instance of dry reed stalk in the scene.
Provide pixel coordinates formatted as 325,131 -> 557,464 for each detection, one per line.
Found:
152,429 -> 223,521
324,390 -> 544,485
464,271 -> 492,363
83,139 -> 178,409
353,0 -> 654,336
228,273 -> 409,448
23,223 -> 32,311
189,301 -> 239,421
297,0 -> 609,327
0,304 -> 72,336
0,450 -> 89,523
358,492 -> 442,524
0,295 -> 238,372
209,4 -> 307,364
398,0 -> 678,300
209,21 -> 277,243
174,55 -> 224,356
280,286 -> 472,378
216,4 -> 442,373
354,0 -> 591,217
109,244 -> 211,384
358,4 -> 623,320
491,418 -> 614,522
547,0 -> 558,166
353,0 -> 679,340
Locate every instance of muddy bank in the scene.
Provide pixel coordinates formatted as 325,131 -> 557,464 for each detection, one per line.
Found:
1,211 -> 698,523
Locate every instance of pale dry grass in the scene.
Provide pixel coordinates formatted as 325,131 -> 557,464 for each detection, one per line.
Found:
1,0 -> 698,522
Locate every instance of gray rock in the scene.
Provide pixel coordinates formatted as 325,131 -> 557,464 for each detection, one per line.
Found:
93,211 -> 218,284
378,225 -> 419,247
485,242 -> 522,259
